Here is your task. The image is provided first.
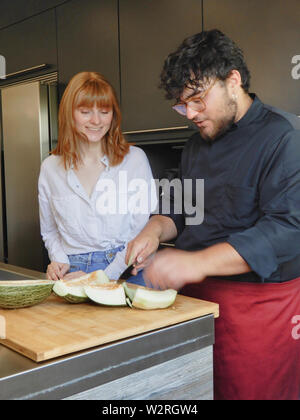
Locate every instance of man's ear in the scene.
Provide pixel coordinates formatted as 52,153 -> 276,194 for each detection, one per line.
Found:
226,70 -> 242,91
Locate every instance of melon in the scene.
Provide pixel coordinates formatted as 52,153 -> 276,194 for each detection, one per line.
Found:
84,283 -> 127,306
0,280 -> 54,309
53,278 -> 89,303
122,282 -> 177,310
122,281 -> 136,301
53,269 -> 110,303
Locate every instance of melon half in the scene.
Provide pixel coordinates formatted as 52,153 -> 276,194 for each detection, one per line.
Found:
0,280 -> 54,309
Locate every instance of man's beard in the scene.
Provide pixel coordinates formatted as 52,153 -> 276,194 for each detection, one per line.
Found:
196,95 -> 237,141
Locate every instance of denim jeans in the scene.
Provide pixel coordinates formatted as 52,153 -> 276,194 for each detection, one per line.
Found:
68,247 -> 146,286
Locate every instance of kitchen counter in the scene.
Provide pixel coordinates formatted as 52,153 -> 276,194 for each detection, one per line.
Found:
0,263 -> 218,400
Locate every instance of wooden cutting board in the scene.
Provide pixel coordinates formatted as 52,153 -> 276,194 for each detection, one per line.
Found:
0,293 -> 219,362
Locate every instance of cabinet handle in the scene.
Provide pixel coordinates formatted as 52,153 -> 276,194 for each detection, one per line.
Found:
5,64 -> 48,79
123,126 -> 190,135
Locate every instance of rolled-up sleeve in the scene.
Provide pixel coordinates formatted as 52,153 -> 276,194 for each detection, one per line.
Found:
227,130 -> 300,279
38,164 -> 69,264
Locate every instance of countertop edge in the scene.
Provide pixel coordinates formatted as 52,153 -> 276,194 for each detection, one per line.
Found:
0,314 -> 215,400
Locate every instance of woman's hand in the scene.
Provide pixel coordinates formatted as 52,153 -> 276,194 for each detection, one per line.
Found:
46,261 -> 70,281
63,271 -> 87,280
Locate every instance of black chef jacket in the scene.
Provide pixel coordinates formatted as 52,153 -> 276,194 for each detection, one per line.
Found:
161,95 -> 300,283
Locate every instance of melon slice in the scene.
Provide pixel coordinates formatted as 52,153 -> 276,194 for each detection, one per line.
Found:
87,270 -> 110,285
0,280 -> 54,309
53,279 -> 89,303
122,282 -> 177,310
53,269 -> 110,303
84,283 -> 126,306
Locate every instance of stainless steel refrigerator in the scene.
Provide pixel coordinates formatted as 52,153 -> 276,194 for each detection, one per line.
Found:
0,74 -> 58,272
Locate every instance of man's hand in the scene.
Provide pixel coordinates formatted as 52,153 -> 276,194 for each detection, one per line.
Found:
143,242 -> 252,290
46,261 -> 70,281
126,232 -> 160,275
143,248 -> 205,290
125,215 -> 178,275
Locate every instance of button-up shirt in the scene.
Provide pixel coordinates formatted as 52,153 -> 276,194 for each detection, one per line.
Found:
38,146 -> 157,280
163,95 -> 300,282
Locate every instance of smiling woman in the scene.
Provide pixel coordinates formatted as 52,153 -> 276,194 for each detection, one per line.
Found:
73,105 -> 113,144
38,71 -> 156,284
54,71 -> 129,169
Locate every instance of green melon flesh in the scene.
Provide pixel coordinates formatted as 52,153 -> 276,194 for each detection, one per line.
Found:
0,280 -> 54,309
122,282 -> 136,301
84,283 -> 126,306
122,282 -> 177,310
53,270 -> 110,303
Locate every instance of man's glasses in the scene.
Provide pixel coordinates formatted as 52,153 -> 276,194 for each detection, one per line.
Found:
172,80 -> 216,116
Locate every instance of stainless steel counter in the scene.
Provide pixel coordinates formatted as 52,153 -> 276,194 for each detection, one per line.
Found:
0,263 -> 215,400
0,262 -> 47,280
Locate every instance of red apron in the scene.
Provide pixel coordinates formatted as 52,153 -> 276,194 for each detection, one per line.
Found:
181,277 -> 300,400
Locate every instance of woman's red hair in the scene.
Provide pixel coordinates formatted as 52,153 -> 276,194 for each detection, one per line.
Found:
52,71 -> 129,169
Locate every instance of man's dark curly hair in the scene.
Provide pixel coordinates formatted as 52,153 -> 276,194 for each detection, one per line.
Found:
160,29 -> 251,100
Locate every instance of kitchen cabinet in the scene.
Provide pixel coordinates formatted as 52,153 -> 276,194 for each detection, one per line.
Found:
0,0 -> 66,29
56,0 -> 120,99
203,0 -> 300,114
119,0 -> 204,133
0,10 -> 57,83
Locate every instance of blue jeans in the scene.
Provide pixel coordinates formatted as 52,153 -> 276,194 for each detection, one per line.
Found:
68,247 -> 146,286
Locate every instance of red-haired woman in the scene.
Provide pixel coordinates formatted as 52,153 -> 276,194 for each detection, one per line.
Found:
38,71 -> 156,282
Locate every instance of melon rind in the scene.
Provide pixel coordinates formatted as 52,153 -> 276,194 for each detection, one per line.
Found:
132,288 -> 177,310
0,280 -> 54,309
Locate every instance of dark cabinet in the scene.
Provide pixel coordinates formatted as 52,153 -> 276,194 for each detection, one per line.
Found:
56,0 -> 120,99
0,10 -> 57,82
119,0 -> 203,133
203,0 -> 300,114
0,0 -> 67,29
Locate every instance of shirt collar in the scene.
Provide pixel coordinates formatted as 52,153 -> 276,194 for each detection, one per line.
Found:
69,155 -> 110,171
101,155 -> 110,171
234,93 -> 264,128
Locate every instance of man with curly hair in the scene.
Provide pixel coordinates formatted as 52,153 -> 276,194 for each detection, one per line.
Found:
126,29 -> 300,400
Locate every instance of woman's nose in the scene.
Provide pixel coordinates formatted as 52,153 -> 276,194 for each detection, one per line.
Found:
90,110 -> 101,124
